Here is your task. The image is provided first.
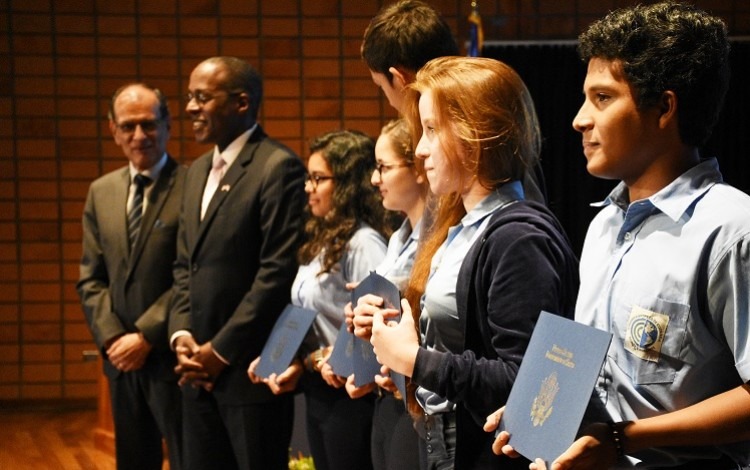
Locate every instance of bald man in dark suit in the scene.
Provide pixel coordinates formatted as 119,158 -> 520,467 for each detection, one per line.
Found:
78,83 -> 185,470
169,56 -> 307,470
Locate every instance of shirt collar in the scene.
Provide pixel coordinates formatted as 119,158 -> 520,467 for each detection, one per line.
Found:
213,124 -> 258,170
462,180 -> 524,227
409,217 -> 422,243
592,158 -> 722,223
129,152 -> 167,182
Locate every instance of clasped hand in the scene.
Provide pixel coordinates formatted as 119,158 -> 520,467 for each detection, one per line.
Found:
174,336 -> 226,391
107,332 -> 152,372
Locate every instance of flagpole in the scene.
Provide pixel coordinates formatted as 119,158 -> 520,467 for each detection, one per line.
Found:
468,1 -> 484,57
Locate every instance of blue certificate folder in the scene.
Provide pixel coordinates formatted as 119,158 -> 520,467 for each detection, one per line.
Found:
499,311 -> 612,466
351,271 -> 401,314
326,319 -> 386,387
254,304 -> 317,379
350,272 -> 407,395
328,272 -> 406,388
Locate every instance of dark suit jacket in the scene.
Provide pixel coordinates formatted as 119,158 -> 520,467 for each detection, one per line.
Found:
169,126 -> 306,405
78,156 -> 186,380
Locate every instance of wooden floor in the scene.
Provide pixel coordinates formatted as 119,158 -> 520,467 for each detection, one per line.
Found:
0,407 -> 116,470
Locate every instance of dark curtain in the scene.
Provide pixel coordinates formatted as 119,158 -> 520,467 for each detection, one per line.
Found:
484,40 -> 750,255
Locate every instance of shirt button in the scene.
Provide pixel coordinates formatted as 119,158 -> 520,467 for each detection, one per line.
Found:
191,264 -> 199,272
426,445 -> 433,453
624,232 -> 632,241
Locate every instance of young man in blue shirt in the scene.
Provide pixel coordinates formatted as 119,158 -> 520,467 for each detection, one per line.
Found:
487,2 -> 750,469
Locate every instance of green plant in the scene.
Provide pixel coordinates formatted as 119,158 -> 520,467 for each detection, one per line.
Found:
288,451 -> 315,470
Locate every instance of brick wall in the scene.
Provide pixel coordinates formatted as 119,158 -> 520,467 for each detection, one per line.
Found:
1,0 -> 748,403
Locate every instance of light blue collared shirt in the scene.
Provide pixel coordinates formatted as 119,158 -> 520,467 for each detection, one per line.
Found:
293,225 -> 387,349
375,217 -> 421,290
576,158 -> 750,467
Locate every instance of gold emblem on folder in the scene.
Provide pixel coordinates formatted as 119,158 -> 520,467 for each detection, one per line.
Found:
531,371 -> 559,427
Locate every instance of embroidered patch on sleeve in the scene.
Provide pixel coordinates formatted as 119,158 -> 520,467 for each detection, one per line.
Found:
625,306 -> 670,363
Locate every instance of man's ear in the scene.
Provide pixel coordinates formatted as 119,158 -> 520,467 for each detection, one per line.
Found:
109,120 -> 120,143
235,92 -> 251,115
388,66 -> 414,91
658,90 -> 678,130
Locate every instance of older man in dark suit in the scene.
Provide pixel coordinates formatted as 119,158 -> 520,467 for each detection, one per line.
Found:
78,83 -> 185,470
169,56 -> 307,470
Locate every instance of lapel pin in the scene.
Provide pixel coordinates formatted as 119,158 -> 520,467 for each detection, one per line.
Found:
221,184 -> 231,192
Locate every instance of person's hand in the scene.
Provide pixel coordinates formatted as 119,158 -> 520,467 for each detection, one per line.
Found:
320,360 -> 346,388
265,359 -> 304,395
530,459 -> 549,470
370,299 -> 418,377
534,423 -> 616,470
373,365 -> 398,394
484,409 -> 617,470
247,356 -> 263,383
192,341 -> 227,384
174,335 -> 205,384
484,407 -> 523,458
345,374 -> 376,399
175,338 -> 225,391
344,282 -> 360,333
352,293 -> 386,340
174,334 -> 199,359
248,356 -> 303,394
107,332 -> 151,371
344,301 -> 356,334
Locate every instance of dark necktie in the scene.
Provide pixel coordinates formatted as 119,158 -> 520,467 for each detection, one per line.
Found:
128,174 -> 151,250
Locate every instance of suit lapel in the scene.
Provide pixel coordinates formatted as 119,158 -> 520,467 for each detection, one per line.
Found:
195,131 -> 264,244
113,168 -> 131,261
190,154 -> 213,254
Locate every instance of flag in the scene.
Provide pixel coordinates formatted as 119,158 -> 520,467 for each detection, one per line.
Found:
468,1 -> 484,57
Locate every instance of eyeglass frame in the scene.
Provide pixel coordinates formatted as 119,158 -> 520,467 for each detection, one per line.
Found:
374,162 -> 413,175
305,173 -> 335,190
185,90 -> 244,106
114,119 -> 166,136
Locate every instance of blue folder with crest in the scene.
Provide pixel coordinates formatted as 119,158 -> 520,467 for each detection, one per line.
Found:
255,304 -> 317,379
499,311 -> 612,466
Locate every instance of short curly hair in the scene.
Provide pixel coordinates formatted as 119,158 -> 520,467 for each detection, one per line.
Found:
578,1 -> 730,147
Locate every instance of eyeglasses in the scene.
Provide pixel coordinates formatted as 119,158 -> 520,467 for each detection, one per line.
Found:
115,119 -> 164,136
305,173 -> 334,190
185,90 -> 242,106
374,162 -> 413,175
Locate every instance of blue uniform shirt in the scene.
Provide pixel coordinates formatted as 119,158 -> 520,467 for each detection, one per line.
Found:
576,158 -> 750,467
293,225 -> 387,348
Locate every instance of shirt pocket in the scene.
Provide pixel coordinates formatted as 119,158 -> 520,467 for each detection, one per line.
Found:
612,296 -> 690,385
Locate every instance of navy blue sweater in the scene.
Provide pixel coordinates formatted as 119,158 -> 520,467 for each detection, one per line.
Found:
412,200 -> 579,469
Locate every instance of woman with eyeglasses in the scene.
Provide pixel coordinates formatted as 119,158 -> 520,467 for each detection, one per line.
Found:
343,118 -> 429,470
249,129 -> 389,470
368,56 -> 580,470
